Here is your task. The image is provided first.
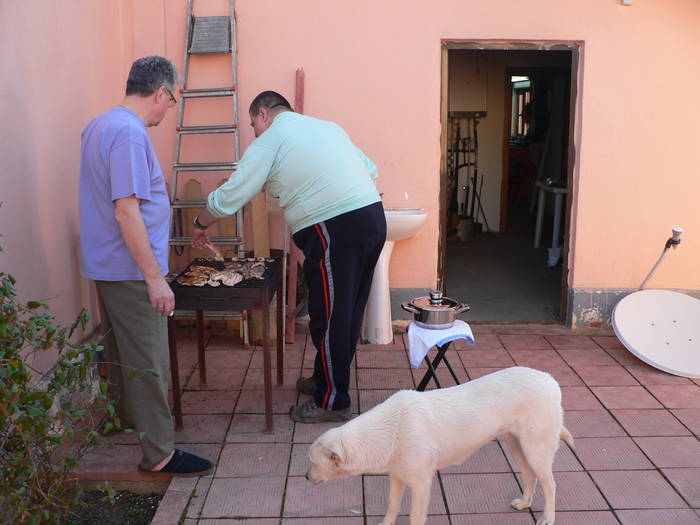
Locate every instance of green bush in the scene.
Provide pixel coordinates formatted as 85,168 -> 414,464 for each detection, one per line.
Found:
0,256 -> 115,524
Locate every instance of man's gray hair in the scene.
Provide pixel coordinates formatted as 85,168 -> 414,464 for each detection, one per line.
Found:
126,56 -> 179,96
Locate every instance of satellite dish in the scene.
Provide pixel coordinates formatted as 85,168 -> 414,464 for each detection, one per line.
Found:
612,227 -> 700,378
612,289 -> 700,378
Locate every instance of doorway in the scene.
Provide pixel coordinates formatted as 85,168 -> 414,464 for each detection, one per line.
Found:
439,43 -> 579,323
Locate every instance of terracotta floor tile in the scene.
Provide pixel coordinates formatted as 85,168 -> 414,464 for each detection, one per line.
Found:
236,386 -> 299,414
604,347 -> 645,366
282,519 -> 365,524
573,365 -> 638,386
198,518 -> 279,525
202,349 -> 253,368
356,348 -> 409,368
662,468 -> 700,507
201,476 -> 285,518
441,473 -> 522,513
175,414 -> 231,443
634,436 -> 700,467
590,470 -> 687,509
283,475 -> 363,517
590,386 -> 662,409
205,331 -> 246,351
458,348 -> 516,368
626,364 -> 694,386
499,334 -> 553,351
592,336 -> 625,350
185,476 -> 212,518
558,349 -> 618,367
612,409 -> 691,436
466,367 -> 510,381
504,442 -> 582,472
289,443 -> 310,476
184,367 -> 246,391
364,474 -> 446,515
293,420 -> 342,443
440,441 -> 511,474
508,350 -> 567,368
545,335 -> 600,350
450,514 -> 535,524
358,389 -> 398,412
646,384 -> 700,408
561,386 -> 604,410
453,332 -> 503,350
225,414 -> 294,443
241,368 -> 300,389
215,443 -> 291,477
527,471 -> 608,511
564,410 -> 626,437
367,517 -> 450,525
535,365 -> 584,386
250,348 -> 303,369
357,368 -> 415,389
616,509 -> 700,524
572,437 -> 652,470
179,390 -> 238,414
673,409 -> 700,434
544,511 -> 619,524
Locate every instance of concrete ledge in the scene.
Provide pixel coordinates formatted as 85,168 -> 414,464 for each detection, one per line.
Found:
569,287 -> 700,328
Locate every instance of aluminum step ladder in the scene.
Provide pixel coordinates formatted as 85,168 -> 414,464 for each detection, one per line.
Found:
170,0 -> 244,254
170,0 -> 249,345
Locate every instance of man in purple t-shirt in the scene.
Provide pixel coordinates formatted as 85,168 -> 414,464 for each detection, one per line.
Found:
79,56 -> 212,476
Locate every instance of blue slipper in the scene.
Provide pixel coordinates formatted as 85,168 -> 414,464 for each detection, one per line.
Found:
140,449 -> 214,477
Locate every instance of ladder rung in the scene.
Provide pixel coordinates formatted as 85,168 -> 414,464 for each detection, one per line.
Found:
181,87 -> 235,98
169,236 -> 243,246
176,125 -> 238,135
172,200 -> 207,209
173,162 -> 237,171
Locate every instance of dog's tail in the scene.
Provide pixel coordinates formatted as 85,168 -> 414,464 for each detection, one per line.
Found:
560,426 -> 574,448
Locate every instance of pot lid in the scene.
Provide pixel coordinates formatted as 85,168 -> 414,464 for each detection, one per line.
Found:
407,290 -> 463,311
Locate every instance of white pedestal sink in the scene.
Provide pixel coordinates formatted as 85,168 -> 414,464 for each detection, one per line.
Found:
361,207 -> 427,344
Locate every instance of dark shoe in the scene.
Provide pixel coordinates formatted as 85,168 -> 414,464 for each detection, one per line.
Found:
296,376 -> 318,396
289,398 -> 351,423
139,449 -> 214,477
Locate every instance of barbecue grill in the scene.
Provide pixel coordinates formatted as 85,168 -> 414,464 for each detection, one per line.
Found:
167,256 -> 284,432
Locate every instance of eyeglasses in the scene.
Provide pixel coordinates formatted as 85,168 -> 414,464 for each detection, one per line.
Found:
163,86 -> 177,105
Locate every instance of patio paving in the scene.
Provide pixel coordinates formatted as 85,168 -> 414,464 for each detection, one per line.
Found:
75,323 -> 700,524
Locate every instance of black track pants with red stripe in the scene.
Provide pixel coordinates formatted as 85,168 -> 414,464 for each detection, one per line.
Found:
292,201 -> 386,411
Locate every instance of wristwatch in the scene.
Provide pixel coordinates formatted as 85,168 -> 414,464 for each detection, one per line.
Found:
193,216 -> 208,230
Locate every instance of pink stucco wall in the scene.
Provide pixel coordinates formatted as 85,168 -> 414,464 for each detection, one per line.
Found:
2,0 -> 699,362
1,1 -> 135,357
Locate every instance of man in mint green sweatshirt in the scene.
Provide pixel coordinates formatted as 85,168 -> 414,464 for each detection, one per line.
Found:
192,91 -> 386,422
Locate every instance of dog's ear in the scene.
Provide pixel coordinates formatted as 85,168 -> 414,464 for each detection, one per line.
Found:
325,442 -> 344,465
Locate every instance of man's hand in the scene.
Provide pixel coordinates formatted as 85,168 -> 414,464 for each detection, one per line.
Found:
146,275 -> 176,316
191,227 -> 211,250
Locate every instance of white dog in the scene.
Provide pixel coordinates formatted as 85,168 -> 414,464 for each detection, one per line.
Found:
306,366 -> 573,525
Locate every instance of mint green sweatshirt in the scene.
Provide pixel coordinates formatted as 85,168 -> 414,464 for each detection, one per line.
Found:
207,111 -> 381,233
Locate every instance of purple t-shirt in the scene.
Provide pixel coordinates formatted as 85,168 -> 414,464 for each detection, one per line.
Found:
79,107 -> 170,281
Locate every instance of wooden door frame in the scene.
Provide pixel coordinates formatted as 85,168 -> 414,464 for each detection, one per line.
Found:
438,40 -> 582,324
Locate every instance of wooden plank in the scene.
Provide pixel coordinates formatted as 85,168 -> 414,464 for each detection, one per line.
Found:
216,178 -> 238,259
184,179 -> 208,260
248,191 -> 270,257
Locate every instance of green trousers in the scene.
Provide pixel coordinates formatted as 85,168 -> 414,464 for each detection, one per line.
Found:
96,280 -> 174,469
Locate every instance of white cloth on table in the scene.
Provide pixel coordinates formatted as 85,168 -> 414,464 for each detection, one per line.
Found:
406,320 -> 475,368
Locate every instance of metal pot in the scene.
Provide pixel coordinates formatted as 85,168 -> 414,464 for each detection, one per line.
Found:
401,290 -> 470,330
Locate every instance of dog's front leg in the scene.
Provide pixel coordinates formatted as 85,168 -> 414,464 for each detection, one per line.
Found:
377,474 -> 405,525
407,477 -> 432,525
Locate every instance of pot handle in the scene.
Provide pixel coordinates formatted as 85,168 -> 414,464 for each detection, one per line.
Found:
401,302 -> 418,314
456,303 -> 471,313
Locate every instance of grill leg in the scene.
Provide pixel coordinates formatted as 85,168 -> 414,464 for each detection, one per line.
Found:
196,310 -> 207,384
